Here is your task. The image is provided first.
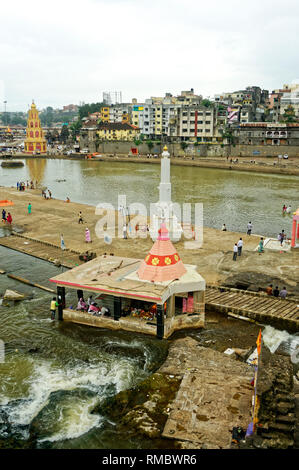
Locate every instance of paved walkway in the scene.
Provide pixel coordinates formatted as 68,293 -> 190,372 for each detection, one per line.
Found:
206,286 -> 299,331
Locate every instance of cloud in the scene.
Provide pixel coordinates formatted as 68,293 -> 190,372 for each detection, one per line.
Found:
1,0 -> 299,111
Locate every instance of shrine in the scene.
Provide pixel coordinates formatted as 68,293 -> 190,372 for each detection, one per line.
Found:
24,101 -> 47,154
49,224 -> 205,339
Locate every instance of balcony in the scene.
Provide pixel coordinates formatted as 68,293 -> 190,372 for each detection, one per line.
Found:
266,131 -> 287,138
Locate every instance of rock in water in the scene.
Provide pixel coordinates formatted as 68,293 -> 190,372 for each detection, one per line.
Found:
3,290 -> 26,301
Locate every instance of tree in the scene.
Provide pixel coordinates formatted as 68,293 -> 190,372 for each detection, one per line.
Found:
146,140 -> 154,152
60,124 -> 69,143
70,120 -> 82,141
201,99 -> 212,108
281,105 -> 297,123
180,141 -> 188,151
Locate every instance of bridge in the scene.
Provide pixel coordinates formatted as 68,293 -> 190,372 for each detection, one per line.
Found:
205,286 -> 299,332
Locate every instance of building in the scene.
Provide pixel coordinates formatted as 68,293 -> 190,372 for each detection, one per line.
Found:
175,104 -> 221,142
97,122 -> 139,141
233,122 -> 299,146
280,83 -> 299,119
24,102 -> 47,154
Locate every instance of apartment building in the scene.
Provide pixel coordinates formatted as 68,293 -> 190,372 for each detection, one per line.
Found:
233,122 -> 299,146
175,104 -> 221,142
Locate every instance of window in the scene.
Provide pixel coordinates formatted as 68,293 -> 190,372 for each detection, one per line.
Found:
206,121 -> 210,124
182,120 -> 188,124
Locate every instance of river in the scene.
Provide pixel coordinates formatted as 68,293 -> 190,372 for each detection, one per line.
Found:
0,158 -> 298,449
0,158 -> 298,237
0,246 -> 169,449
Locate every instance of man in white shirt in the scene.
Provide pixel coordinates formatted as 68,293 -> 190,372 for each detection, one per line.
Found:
247,222 -> 253,235
233,243 -> 238,261
237,238 -> 243,256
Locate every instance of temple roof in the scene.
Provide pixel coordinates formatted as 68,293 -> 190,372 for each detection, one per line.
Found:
49,254 -> 205,305
137,223 -> 187,282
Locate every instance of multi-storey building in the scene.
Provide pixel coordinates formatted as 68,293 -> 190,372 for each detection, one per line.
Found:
175,104 -> 222,142
280,83 -> 299,119
233,122 -> 299,146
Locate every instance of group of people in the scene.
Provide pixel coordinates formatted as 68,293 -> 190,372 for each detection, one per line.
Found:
77,212 -> 92,243
41,189 -> 52,199
1,209 -> 12,224
17,180 -> 36,191
265,284 -> 288,299
76,296 -> 110,316
282,204 -> 292,214
233,238 -> 244,260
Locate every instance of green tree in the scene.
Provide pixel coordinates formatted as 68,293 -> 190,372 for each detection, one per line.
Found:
281,105 -> 297,123
201,99 -> 212,108
180,141 -> 188,151
146,140 -> 154,152
70,120 -> 82,141
60,124 -> 69,143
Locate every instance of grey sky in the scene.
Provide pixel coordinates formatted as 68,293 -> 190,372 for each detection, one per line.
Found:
1,0 -> 299,111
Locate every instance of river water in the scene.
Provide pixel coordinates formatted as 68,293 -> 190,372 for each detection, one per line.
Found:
0,247 -> 169,449
0,158 -> 298,449
0,158 -> 298,237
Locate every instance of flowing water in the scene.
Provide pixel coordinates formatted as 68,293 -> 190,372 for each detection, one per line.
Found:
0,246 -> 168,448
0,158 -> 298,448
0,158 -> 298,237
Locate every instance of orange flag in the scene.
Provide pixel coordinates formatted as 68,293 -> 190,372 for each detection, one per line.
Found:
256,329 -> 262,356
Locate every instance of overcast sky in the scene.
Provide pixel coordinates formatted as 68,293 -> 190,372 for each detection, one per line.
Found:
1,0 -> 299,111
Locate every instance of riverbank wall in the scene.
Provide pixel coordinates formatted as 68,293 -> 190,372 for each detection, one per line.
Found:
4,149 -> 299,176
79,140 -> 299,159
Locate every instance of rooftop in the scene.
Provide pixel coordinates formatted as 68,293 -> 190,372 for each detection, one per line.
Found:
50,255 -> 205,304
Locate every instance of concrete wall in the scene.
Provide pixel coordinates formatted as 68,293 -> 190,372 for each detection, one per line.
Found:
82,139 -> 299,158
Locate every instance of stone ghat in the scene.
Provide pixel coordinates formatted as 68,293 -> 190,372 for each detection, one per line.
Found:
205,286 -> 299,333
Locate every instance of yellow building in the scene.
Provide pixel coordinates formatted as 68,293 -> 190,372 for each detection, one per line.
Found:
97,122 -> 139,141
24,102 -> 47,154
100,107 -> 110,122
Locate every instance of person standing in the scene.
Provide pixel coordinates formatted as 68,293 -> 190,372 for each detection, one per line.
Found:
233,243 -> 238,261
2,209 -> 6,223
278,230 -> 285,246
247,221 -> 253,235
237,238 -> 243,256
273,286 -> 279,297
50,297 -> 57,320
6,212 -> 12,225
258,237 -> 264,253
17,182 -> 19,191
48,189 -> 52,199
85,228 -> 91,243
123,223 -> 127,239
221,224 -> 227,231
28,203 -> 32,215
282,204 -> 287,214
78,211 -> 83,224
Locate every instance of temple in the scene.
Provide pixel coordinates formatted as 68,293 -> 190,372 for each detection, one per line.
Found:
49,224 -> 205,339
24,101 -> 47,154
150,146 -> 183,242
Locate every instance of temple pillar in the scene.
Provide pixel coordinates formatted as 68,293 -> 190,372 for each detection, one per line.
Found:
57,286 -> 65,321
156,304 -> 164,339
113,296 -> 121,321
166,295 -> 175,318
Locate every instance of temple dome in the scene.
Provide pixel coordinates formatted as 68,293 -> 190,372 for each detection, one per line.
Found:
137,223 -> 187,282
